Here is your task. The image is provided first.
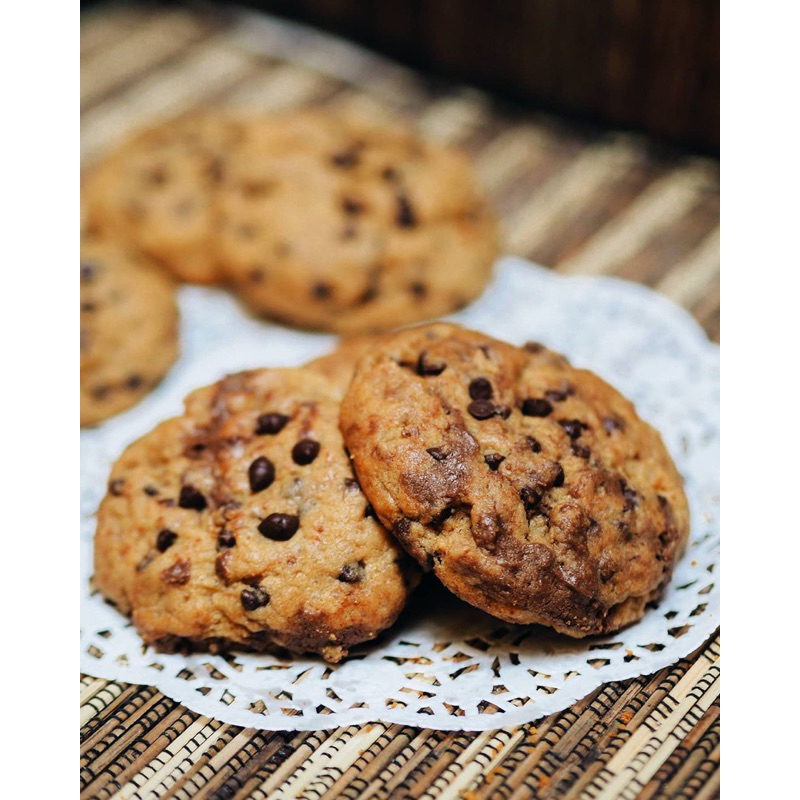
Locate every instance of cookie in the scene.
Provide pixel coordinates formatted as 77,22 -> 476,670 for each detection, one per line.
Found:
80,237 -> 179,426
94,368 -> 420,662
340,324 -> 689,637
82,113 -> 242,284
216,111 -> 498,332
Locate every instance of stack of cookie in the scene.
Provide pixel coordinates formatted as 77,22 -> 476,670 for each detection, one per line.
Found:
93,323 -> 689,662
80,109 -> 499,427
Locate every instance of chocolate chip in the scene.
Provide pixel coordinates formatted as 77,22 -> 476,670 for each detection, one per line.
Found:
496,406 -> 512,419
179,485 -> 207,511
126,374 -> 143,390
571,443 -> 591,459
603,417 -> 625,434
484,453 -> 505,471
337,561 -> 365,583
427,447 -> 447,461
381,166 -> 399,182
161,558 -> 190,586
416,352 -> 446,376
469,378 -> 493,400
409,281 -> 427,298
249,269 -> 264,284
341,196 -> 364,215
553,464 -> 565,487
215,551 -> 231,583
218,529 -> 236,548
559,419 -> 588,440
521,398 -> 553,417
393,518 -> 411,537
256,413 -> 290,435
249,456 -> 275,493
523,341 -> 544,353
258,513 -> 299,540
292,439 -> 320,465
108,478 -> 125,496
344,477 -> 360,490
545,389 -> 568,403
241,586 -> 270,611
526,436 -> 542,453
621,480 -> 639,511
144,486 -> 159,496
80,302 -> 96,312
156,529 -> 177,552
312,282 -> 333,300
331,148 -> 360,168
92,385 -> 111,400
468,399 -> 496,420
520,487 -> 542,519
396,194 -> 417,227
80,262 -> 96,282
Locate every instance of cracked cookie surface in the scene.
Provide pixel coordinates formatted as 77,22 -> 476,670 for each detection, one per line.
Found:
80,237 -> 179,426
340,324 -> 689,637
94,368 -> 420,662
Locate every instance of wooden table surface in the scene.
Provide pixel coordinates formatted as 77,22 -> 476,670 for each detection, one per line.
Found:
80,5 -> 720,798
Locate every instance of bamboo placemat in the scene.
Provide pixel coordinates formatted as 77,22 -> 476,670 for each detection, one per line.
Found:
80,5 -> 720,797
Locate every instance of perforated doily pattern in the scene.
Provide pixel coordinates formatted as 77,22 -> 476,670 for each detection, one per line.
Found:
80,258 -> 719,731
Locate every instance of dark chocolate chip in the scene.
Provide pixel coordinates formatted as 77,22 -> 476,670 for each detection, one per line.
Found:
292,439 -> 320,465
179,485 -> 207,511
468,399 -> 496,420
312,282 -> 333,300
108,478 -> 125,496
553,464 -> 565,487
341,196 -> 365,215
409,281 -> 427,298
381,166 -> 399,182
80,262 -> 96,282
427,447 -> 447,461
469,377 -> 493,400
521,398 -> 553,417
80,302 -> 96,312
545,389 -> 568,403
526,436 -> 542,453
571,443 -> 591,459
218,529 -> 236,548
523,341 -> 544,353
258,513 -> 300,540
393,518 -> 411,537
331,148 -> 360,168
603,417 -> 625,434
621,480 -> 639,511
395,194 -> 417,227
496,406 -> 512,419
337,561 -> 365,583
344,477 -> 360,490
416,352 -> 446,376
126,374 -> 143,390
241,586 -> 270,611
92,385 -> 111,400
520,487 -> 542,519
215,551 -> 231,583
156,529 -> 178,552
144,485 -> 159,496
161,558 -> 190,586
484,453 -> 505,471
559,419 -> 588,440
256,413 -> 290,435
249,456 -> 275,493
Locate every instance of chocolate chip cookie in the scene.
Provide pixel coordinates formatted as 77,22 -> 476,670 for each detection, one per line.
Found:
80,237 -> 179,426
216,111 -> 498,332
82,113 -> 243,284
340,324 -> 689,637
94,368 -> 420,662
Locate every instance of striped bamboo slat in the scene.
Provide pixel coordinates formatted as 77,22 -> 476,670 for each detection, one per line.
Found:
80,5 -> 720,798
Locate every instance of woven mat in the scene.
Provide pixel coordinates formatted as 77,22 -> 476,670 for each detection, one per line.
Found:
80,5 -> 720,798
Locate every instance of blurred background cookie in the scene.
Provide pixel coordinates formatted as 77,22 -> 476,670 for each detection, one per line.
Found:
94,367 -> 420,662
80,237 -> 179,426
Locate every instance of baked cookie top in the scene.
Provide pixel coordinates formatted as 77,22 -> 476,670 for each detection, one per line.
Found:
215,111 -> 498,332
94,368 -> 420,662
82,114 -> 243,284
80,237 -> 179,426
340,324 -> 689,637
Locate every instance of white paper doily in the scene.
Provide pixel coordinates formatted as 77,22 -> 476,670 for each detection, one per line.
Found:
80,257 -> 719,731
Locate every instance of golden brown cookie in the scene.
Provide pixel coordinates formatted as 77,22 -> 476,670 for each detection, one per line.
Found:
80,237 -> 179,426
340,324 -> 689,637
216,111 -> 498,332
94,368 -> 420,662
82,114 -> 243,284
